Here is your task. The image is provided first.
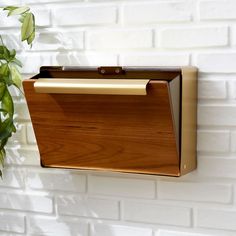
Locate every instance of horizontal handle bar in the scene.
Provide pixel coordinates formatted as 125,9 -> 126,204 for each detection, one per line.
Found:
34,79 -> 150,95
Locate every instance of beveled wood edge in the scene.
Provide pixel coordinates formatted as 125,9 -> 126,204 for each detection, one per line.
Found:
180,67 -> 198,175
41,161 -> 181,177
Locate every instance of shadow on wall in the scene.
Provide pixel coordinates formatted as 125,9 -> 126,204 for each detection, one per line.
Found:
24,170 -> 116,236
28,29 -> 119,69
4,146 -> 115,236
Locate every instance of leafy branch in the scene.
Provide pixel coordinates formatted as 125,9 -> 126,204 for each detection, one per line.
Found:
0,6 -> 35,176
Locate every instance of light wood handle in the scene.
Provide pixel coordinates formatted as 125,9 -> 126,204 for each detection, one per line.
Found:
34,78 -> 150,95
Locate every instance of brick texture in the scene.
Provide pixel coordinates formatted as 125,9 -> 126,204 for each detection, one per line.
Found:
57,195 -> 119,219
123,201 -> 191,226
123,2 -> 193,23
1,0 -> 236,235
200,0 -> 236,20
160,27 -> 228,48
88,29 -> 153,49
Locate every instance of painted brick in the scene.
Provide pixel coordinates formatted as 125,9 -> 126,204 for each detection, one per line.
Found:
157,230 -> 213,236
53,6 -> 116,26
5,147 -> 40,166
231,26 -> 236,46
26,0 -> 78,2
197,208 -> 236,231
1,34 -> 21,51
0,10 -> 20,28
31,8 -> 51,27
27,171 -> 86,192
158,181 -> 232,203
160,27 -> 228,48
54,52 -> 118,66
26,124 -> 36,144
200,0 -> 236,20
30,31 -> 84,51
88,175 -> 155,198
197,157 -> 236,178
57,195 -> 119,219
0,169 -> 25,189
228,80 -> 236,99
8,85 -> 21,98
120,53 -> 189,66
197,130 -> 230,152
198,105 -> 236,126
91,223 -> 153,236
123,1 -> 193,23
231,131 -> 236,152
8,124 -> 27,145
88,29 -> 153,49
0,213 -> 25,233
197,53 -> 236,73
0,193 -> 53,213
14,101 -> 31,121
29,217 -> 88,236
0,234 -> 23,236
198,80 -> 227,99
123,201 -> 191,226
1,0 -> 20,5
20,53 -> 52,74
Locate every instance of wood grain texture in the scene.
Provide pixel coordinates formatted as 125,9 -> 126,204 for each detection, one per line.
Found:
23,79 -> 180,176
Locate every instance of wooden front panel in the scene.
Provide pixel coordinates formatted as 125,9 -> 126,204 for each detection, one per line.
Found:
23,80 -> 180,176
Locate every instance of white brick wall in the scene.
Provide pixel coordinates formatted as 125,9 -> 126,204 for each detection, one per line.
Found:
0,213 -> 25,233
123,1 -> 193,23
28,217 -> 89,236
199,0 -> 236,20
88,175 -> 156,198
123,201 -> 191,226
1,0 -> 236,235
197,208 -> 236,230
159,27 -> 228,48
53,5 -> 117,26
57,195 -> 119,219
87,29 -> 153,49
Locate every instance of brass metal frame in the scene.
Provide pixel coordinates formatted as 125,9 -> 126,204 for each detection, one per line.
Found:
34,78 -> 150,95
180,67 -> 198,175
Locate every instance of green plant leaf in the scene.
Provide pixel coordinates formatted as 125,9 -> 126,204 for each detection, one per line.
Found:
27,31 -> 35,45
3,6 -> 18,11
18,14 -> 25,23
0,118 -> 14,140
10,65 -> 22,88
0,138 -> 8,150
0,64 -> 9,77
0,148 -> 6,167
6,6 -> 30,16
2,88 -> 14,117
0,5 -> 36,177
0,82 -> 6,100
0,64 -> 13,86
9,49 -> 16,59
11,58 -> 23,67
0,109 -> 7,113
21,12 -> 34,42
0,45 -> 11,61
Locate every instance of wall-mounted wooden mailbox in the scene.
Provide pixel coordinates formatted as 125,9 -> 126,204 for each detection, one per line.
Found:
23,66 -> 197,177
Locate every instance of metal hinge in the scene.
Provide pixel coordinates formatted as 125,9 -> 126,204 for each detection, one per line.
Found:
98,66 -> 125,75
